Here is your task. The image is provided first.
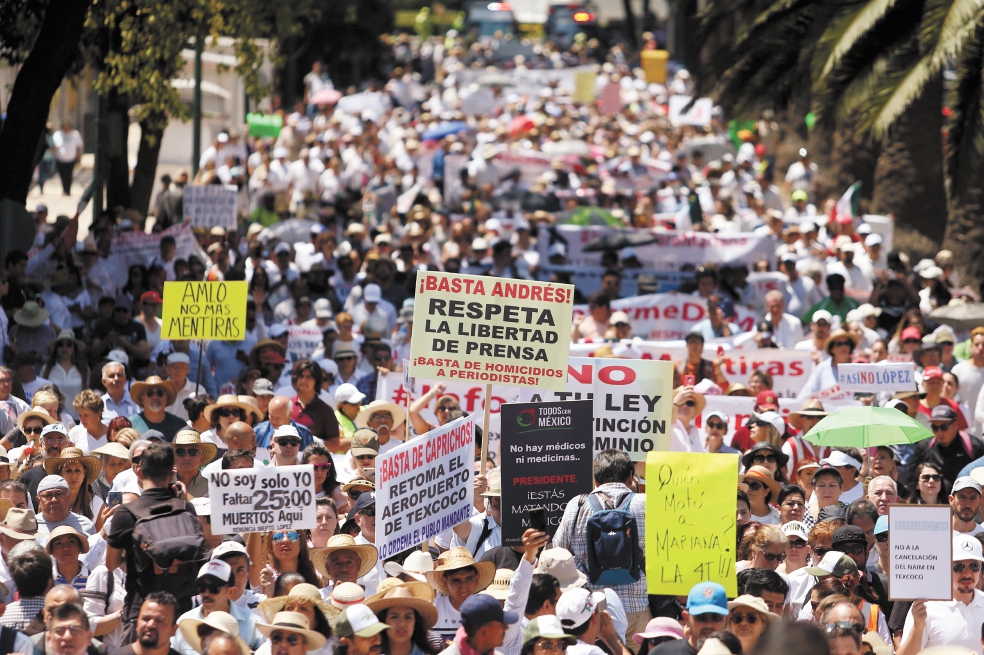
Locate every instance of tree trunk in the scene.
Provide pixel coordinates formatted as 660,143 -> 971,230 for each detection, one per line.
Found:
821,112 -> 880,212
944,185 -> 984,292
129,112 -> 165,218
622,0 -> 638,50
871,75 -> 947,242
104,92 -> 131,210
0,0 -> 91,204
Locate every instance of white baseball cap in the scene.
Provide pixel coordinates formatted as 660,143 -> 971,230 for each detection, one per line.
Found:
864,233 -> 883,247
363,284 -> 382,303
705,410 -> 729,423
191,496 -> 211,517
167,352 -> 191,366
198,559 -> 232,583
335,383 -> 366,406
820,451 -> 863,470
314,298 -> 333,319
954,533 -> 984,563
811,309 -> 833,324
272,425 -> 301,440
556,588 -> 606,629
781,521 -> 809,542
211,540 -> 250,563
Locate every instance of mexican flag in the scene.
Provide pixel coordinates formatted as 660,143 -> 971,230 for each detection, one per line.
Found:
830,181 -> 862,225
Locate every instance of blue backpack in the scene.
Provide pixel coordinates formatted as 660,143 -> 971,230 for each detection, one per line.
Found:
582,492 -> 643,585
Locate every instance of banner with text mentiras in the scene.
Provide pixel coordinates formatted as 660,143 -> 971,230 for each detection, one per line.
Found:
499,400 -> 593,546
376,413 -> 477,558
409,272 -> 575,391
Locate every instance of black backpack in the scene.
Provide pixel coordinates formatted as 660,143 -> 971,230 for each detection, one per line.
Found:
580,491 -> 643,585
128,498 -> 207,599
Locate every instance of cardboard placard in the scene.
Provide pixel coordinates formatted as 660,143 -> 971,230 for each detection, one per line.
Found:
593,359 -> 675,460
161,281 -> 248,341
375,413 -> 476,558
409,272 -> 575,390
208,465 -> 317,534
646,452 -> 739,596
837,362 -> 917,392
287,326 -> 323,362
183,184 -> 238,228
888,504 -> 953,601
499,400 -> 593,545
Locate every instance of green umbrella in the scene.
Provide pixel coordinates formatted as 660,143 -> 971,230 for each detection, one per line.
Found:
558,207 -> 624,227
802,406 -> 933,448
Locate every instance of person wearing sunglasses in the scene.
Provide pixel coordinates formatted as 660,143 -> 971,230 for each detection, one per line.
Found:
408,382 -> 461,436
255,397 -> 314,466
171,431 -> 216,500
737,466 -> 782,526
703,410 -> 738,455
128,376 -> 186,442
171,560 -> 264,655
912,404 -> 984,491
742,441 -> 789,483
725,595 -> 777,654
818,601 -> 867,655
302,443 -> 347,512
797,328 -> 858,400
871,516 -> 890,583
898,533 -> 984,655
651,582 -> 728,655
736,524 -> 787,573
907,462 -> 947,505
270,425 -> 305,467
257,611 -> 327,655
778,520 -> 811,574
5,405 -> 52,454
830,525 -> 889,615
347,429 -> 378,482
670,387 -> 706,453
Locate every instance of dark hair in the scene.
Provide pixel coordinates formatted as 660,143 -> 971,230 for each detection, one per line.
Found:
737,490 -> 750,508
4,251 -> 27,268
526,574 -> 560,615
563,616 -> 593,639
9,549 -> 54,597
184,396 -> 211,423
812,468 -> 843,486
377,608 -> 437,655
810,577 -> 851,604
302,443 -> 339,495
742,568 -> 789,599
846,499 -> 878,526
0,480 -> 27,496
750,623 -> 830,655
142,591 -> 179,625
49,602 -> 89,630
222,449 -> 253,470
291,359 -> 325,389
699,631 -> 740,654
909,461 -> 949,503
602,268 -> 621,279
587,291 -> 610,309
593,449 -> 633,485
777,485 -> 806,506
140,442 -> 175,484
273,571 -> 307,597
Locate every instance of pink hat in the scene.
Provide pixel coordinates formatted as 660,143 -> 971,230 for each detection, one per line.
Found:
901,326 -> 922,342
633,618 -> 683,644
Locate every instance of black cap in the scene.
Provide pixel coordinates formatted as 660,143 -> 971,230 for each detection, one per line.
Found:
817,505 -> 846,522
741,442 -> 789,470
832,525 -> 866,547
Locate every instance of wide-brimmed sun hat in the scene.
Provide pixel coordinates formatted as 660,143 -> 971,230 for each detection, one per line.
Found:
311,534 -> 379,580
365,583 -> 438,630
172,429 -> 218,463
43,447 -> 101,486
354,400 -> 407,429
424,547 -> 496,595
204,394 -> 263,423
130,376 -> 177,406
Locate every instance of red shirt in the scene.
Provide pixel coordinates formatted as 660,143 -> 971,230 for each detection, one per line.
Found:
918,397 -> 969,431
291,395 -> 340,444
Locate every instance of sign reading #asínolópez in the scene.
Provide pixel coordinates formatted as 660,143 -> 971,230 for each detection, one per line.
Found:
837,362 -> 917,392
208,465 -> 317,534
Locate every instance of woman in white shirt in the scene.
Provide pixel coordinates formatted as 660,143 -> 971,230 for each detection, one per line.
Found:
42,330 -> 88,419
670,387 -> 706,452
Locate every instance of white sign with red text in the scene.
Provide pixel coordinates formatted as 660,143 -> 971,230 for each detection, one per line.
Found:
572,293 -> 761,340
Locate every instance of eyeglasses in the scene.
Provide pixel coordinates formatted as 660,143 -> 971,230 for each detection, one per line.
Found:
39,489 -> 69,500
875,533 -> 889,543
0,378 -> 10,385
920,473 -> 942,482
51,625 -> 86,637
114,307 -> 131,314
746,481 -> 765,492
787,539 -> 807,549
275,437 -> 301,448
356,454 -> 375,462
22,426 -> 43,435
534,641 -> 565,652
334,355 -> 356,361
175,448 -> 199,457
487,498 -> 501,509
753,454 -> 777,464
953,562 -> 982,572
436,405 -> 456,413
369,413 -> 392,423
311,463 -> 331,472
272,531 -> 300,542
196,582 -> 225,595
729,612 -> 759,625
903,339 -> 921,344
836,544 -> 866,556
831,341 -> 852,348
683,400 -> 696,407
931,422 -> 954,432
761,552 -> 786,563
823,622 -> 864,635
813,547 -> 830,559
358,507 -> 376,518
130,456 -> 142,465
57,342 -> 74,348
144,389 -> 167,398
692,614 -> 724,623
347,489 -> 363,500
271,633 -> 301,647
217,408 -> 245,418
706,421 -> 727,430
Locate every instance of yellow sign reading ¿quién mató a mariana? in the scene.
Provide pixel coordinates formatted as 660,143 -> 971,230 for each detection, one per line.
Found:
161,281 -> 248,341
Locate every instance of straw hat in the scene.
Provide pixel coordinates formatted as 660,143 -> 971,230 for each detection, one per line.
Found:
92,442 -> 130,461
341,478 -> 375,494
172,429 -> 218,463
204,394 -> 263,423
13,301 -> 49,327
248,339 -> 287,367
44,525 -> 89,554
737,465 -> 783,497
726,595 -> 780,624
366,577 -> 435,605
179,611 -> 251,655
46,329 -> 85,353
424,547 -> 496,595
328,582 -> 366,615
311,534 -> 379,580
824,329 -> 859,355
17,407 -> 54,429
130,376 -> 177,407
480,569 -> 514,600
366,583 -> 439,630
43,447 -> 101,486
673,387 -> 706,415
258,583 -> 333,623
788,399 -> 830,431
724,383 -> 752,397
354,400 -> 407,429
237,395 -> 264,422
257,612 -> 327,651
383,550 -> 434,582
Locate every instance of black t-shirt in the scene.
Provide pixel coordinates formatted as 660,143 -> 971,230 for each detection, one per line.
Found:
19,465 -> 48,511
106,487 -> 196,622
93,319 -> 148,345
651,638 -> 698,655
111,646 -> 182,655
479,545 -> 523,570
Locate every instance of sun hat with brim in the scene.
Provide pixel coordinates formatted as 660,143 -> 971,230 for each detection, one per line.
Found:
311,534 -> 379,580
425,547 -> 497,595
726,595 -> 780,624
825,329 -> 859,354
673,388 -> 706,415
328,582 -> 366,615
633,617 -> 684,644
0,507 -> 39,540
13,301 -> 49,327
257,612 -> 327,651
741,442 -> 789,470
480,468 -> 501,498
172,429 -> 218,463
334,604 -> 391,639
43,447 -> 101,486
523,615 -> 577,647
44,524 -> 89,554
350,428 -> 379,457
46,329 -> 85,353
383,550 -> 434,582
258,583 -> 334,623
366,578 -> 435,606
341,478 -> 375,493
0,499 -> 14,523
737,466 -> 783,496
366,584 -> 439,630
204,394 -> 263,423
788,400 -> 830,431
179,611 -> 251,655
480,568 -> 514,600
355,400 -> 407,429
248,339 -> 288,367
534,548 -> 588,592
796,458 -> 821,473
17,407 -> 54,429
725,383 -> 752,397
92,442 -> 131,461
130,376 -> 177,407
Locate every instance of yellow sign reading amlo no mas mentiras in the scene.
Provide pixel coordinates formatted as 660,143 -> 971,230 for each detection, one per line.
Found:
161,281 -> 248,341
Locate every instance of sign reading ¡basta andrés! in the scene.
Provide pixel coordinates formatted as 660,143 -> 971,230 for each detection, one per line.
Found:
161,280 -> 248,341
208,465 -> 317,534
409,272 -> 575,391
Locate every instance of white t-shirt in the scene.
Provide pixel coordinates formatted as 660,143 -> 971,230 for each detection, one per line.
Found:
52,130 -> 84,162
433,594 -> 461,646
902,591 -> 984,653
958,359 -> 984,435
69,424 -> 108,455
567,640 -> 607,655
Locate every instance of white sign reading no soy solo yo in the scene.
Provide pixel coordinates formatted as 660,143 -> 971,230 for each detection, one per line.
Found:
208,465 -> 317,534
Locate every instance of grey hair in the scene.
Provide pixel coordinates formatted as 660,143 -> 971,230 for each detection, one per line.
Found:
869,475 -> 898,494
102,361 -> 125,378
129,439 -> 151,458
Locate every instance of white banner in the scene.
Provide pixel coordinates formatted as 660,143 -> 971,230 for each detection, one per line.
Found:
288,326 -> 323,362
376,414 -> 476,558
592,359 -> 674,460
573,293 -> 761,340
837,362 -> 917,392
183,185 -> 238,228
700,394 -> 859,448
111,222 -> 209,273
888,505 -> 952,601
668,96 -> 714,126
538,225 -> 779,272
208,465 -> 316,534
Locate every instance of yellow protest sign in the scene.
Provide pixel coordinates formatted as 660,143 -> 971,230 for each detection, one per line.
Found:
646,452 -> 739,596
161,281 -> 248,341
409,272 -> 575,390
573,71 -> 596,104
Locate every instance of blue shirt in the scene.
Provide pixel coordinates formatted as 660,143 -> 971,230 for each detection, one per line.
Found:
206,338 -> 257,391
690,319 -> 741,341
254,419 -> 314,449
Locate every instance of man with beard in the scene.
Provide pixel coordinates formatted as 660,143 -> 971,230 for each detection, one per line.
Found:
128,377 -> 185,442
898,533 -> 984,655
949,476 -> 984,535
110,593 -> 182,655
651,582 -> 728,655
